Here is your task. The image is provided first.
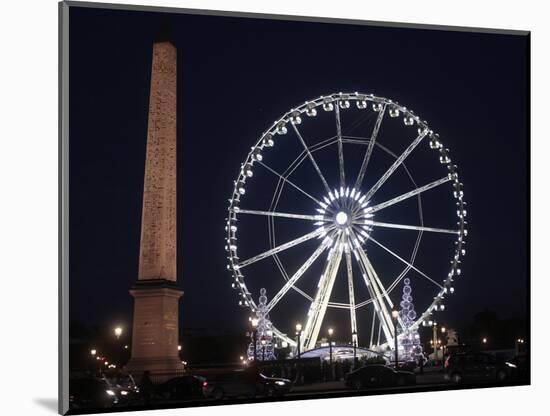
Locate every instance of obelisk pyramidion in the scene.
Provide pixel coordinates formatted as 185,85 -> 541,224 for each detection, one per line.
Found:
127,23 -> 183,375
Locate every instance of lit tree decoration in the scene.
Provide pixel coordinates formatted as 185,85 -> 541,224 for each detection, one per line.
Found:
398,278 -> 424,362
247,288 -> 276,361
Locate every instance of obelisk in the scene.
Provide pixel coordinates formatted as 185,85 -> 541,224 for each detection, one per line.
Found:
127,23 -> 183,375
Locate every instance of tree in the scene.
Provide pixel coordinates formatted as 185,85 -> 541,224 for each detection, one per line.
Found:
247,288 -> 276,361
398,278 -> 424,362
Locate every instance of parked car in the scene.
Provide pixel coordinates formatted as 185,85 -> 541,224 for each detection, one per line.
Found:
444,352 -> 511,384
202,367 -> 292,399
345,364 -> 416,390
506,355 -> 528,382
155,375 -> 205,400
105,373 -> 140,405
69,377 -> 120,409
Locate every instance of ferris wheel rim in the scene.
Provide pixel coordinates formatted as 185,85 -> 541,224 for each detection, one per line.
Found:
225,91 -> 467,352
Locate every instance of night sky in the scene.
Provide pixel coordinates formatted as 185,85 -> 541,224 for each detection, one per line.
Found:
68,5 -> 528,343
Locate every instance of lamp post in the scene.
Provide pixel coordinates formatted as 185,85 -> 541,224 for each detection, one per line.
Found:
391,305 -> 399,370
251,318 -> 259,361
432,322 -> 438,358
261,338 -> 267,361
352,331 -> 357,369
440,327 -> 446,356
295,323 -> 302,359
90,349 -> 98,374
328,328 -> 334,379
113,326 -> 123,366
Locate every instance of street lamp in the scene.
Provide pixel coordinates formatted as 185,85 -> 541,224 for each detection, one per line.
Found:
114,326 -> 123,339
328,328 -> 334,378
391,305 -> 400,370
295,323 -> 302,359
251,317 -> 259,361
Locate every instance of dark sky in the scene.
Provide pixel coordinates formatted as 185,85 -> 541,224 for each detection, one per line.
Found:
68,5 -> 528,343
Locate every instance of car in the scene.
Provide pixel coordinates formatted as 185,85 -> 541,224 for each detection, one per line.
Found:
345,364 -> 416,390
202,367 -> 292,399
506,355 -> 528,382
105,373 -> 141,405
444,352 -> 511,384
69,377 -> 120,409
155,375 -> 205,400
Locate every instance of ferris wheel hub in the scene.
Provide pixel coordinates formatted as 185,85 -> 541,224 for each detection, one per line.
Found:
335,211 -> 349,226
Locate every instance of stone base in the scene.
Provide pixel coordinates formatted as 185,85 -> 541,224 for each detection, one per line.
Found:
126,356 -> 184,377
127,280 -> 183,379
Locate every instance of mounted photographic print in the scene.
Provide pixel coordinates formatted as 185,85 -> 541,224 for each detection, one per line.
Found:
59,1 -> 530,414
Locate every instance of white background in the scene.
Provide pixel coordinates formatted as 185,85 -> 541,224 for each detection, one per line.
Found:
0,0 -> 545,414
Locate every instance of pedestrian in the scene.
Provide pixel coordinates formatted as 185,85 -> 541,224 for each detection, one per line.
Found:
335,361 -> 342,381
418,354 -> 424,375
245,361 -> 261,398
138,370 -> 154,405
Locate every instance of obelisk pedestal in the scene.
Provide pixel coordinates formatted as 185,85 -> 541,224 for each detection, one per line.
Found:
127,30 -> 183,376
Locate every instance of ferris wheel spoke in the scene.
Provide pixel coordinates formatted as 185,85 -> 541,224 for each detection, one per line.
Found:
361,248 -> 407,332
302,234 -> 344,351
291,123 -> 332,195
238,227 -> 329,269
345,250 -> 358,346
353,244 -> 395,343
257,160 -> 323,206
283,136 -> 339,180
266,237 -> 331,313
369,306 -> 376,348
354,104 -> 386,190
367,176 -> 452,214
365,234 -> 444,289
358,220 -> 459,235
236,209 -> 321,222
363,129 -> 429,202
335,104 -> 346,188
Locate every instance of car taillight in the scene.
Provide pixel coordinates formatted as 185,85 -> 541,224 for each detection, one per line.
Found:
202,381 -> 208,387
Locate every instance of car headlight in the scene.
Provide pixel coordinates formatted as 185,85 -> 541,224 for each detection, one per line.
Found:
120,390 -> 128,396
275,381 -> 286,386
106,390 -> 116,396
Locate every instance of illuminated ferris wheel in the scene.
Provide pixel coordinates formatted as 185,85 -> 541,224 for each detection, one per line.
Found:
224,92 -> 467,353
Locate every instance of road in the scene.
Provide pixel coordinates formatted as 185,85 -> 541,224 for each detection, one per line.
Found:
287,372 -> 448,396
